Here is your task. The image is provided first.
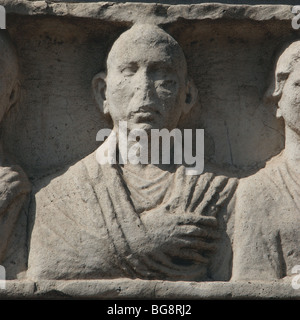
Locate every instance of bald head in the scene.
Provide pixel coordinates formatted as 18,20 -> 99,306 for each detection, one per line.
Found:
107,24 -> 188,79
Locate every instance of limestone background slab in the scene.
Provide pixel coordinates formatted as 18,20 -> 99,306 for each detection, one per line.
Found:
0,2 -> 295,179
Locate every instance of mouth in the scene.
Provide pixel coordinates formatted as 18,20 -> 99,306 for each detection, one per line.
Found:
134,112 -> 155,122
131,106 -> 161,122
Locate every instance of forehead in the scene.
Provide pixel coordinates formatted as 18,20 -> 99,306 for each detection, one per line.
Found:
111,45 -> 181,67
107,28 -> 186,69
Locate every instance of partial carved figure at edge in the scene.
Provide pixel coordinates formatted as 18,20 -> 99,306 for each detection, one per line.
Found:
0,32 -> 31,279
232,41 -> 300,281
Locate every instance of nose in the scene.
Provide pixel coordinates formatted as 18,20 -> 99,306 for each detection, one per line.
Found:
133,69 -> 155,102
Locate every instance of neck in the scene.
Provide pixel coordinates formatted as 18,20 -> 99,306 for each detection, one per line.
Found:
283,126 -> 300,163
112,125 -> 176,171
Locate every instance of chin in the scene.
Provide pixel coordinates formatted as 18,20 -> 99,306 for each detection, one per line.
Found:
128,122 -> 159,132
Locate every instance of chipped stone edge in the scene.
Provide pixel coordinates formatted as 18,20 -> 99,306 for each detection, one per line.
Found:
0,1 -> 295,24
0,279 -> 300,299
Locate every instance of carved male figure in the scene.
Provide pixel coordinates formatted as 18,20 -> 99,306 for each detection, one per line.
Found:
27,24 -> 237,281
232,41 -> 300,281
0,32 -> 31,279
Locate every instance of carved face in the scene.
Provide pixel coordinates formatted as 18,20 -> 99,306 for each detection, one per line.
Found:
105,26 -> 190,132
277,63 -> 300,134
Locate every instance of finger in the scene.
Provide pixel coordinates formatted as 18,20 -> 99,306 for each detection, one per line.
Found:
176,225 -> 220,240
134,248 -> 210,280
139,252 -> 185,274
178,215 -> 218,228
178,237 -> 218,252
0,180 -> 30,201
172,248 -> 210,264
143,251 -> 208,276
0,169 -> 17,180
0,172 -> 21,183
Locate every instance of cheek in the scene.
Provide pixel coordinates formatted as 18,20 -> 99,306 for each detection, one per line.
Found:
155,82 -> 180,103
279,92 -> 300,125
293,92 -> 300,105
282,92 -> 300,111
107,78 -> 134,105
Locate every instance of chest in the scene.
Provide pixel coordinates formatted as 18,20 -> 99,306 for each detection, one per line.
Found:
121,166 -> 173,213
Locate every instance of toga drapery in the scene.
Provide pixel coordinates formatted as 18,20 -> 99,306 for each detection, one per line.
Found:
232,154 -> 300,280
27,147 -> 237,281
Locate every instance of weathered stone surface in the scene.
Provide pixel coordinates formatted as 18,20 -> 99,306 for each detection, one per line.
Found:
0,1 -> 295,23
26,24 -> 238,282
1,279 -> 300,299
232,40 -> 300,281
0,1 -> 300,299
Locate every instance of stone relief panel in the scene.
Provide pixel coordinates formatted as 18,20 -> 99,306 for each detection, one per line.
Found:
26,24 -> 237,281
0,1 -> 300,298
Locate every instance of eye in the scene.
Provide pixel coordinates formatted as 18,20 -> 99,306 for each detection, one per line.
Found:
120,63 -> 138,77
155,79 -> 177,91
294,81 -> 300,87
149,66 -> 169,81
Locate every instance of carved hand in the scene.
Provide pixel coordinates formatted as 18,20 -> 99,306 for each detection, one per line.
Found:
138,210 -> 220,280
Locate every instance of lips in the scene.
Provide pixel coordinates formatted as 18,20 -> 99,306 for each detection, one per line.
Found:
134,112 -> 154,122
130,105 -> 160,122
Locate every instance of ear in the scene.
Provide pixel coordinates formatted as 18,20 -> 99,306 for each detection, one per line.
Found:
182,79 -> 198,115
276,104 -> 283,119
273,84 -> 284,119
92,72 -> 108,114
